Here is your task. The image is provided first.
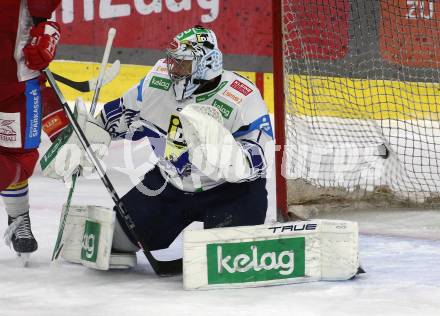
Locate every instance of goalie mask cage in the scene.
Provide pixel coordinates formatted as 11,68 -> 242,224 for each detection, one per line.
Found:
273,0 -> 440,219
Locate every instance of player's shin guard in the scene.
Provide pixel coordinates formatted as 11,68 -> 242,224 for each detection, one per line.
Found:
2,181 -> 38,254
1,180 -> 30,217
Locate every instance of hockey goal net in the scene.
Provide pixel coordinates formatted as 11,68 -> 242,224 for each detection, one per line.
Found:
273,0 -> 440,219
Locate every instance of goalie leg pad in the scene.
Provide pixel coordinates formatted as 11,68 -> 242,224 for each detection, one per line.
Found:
60,205 -> 116,270
183,219 -> 359,290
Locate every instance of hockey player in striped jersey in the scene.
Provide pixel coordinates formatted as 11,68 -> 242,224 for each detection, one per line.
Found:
0,0 -> 66,261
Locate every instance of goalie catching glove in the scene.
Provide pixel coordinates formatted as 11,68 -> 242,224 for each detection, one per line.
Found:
40,97 -> 111,182
179,104 -> 251,182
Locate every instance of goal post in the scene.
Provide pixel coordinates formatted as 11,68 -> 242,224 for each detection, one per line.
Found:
273,0 -> 440,220
273,0 -> 288,219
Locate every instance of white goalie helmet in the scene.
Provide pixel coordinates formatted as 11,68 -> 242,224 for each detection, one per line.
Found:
166,26 -> 223,101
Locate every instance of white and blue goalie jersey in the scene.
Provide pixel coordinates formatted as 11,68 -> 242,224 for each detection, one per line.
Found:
98,59 -> 273,192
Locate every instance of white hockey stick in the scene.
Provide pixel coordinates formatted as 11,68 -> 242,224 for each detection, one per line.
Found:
88,59 -> 120,91
52,28 -> 117,261
90,27 -> 116,114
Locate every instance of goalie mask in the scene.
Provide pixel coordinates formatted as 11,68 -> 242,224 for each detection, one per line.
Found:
166,26 -> 223,101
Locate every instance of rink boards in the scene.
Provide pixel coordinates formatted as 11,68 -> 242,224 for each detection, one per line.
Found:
49,61 -> 440,121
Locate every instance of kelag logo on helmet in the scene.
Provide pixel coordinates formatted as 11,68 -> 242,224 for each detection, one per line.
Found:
206,237 -> 305,285
166,26 -> 223,101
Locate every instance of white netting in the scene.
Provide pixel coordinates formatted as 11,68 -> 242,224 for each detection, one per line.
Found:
281,0 -> 440,216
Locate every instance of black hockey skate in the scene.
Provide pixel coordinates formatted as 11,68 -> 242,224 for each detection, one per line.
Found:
4,213 -> 38,266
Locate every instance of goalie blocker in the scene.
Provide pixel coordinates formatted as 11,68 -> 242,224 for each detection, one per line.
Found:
183,219 -> 360,290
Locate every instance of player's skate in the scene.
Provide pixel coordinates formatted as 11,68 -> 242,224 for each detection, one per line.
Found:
4,212 -> 38,266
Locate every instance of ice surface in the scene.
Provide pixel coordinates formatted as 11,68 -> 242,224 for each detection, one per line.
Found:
1,137 -> 440,316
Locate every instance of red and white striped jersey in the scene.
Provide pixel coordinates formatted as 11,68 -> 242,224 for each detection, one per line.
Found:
0,0 -> 60,102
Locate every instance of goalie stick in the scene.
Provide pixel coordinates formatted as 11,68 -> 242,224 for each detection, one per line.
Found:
89,28 -> 117,115
51,59 -> 121,92
52,28 -> 118,261
52,172 -> 78,260
43,67 -> 183,276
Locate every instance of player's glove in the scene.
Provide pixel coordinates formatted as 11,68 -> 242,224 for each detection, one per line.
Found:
179,103 -> 251,182
40,97 -> 111,182
23,21 -> 61,70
